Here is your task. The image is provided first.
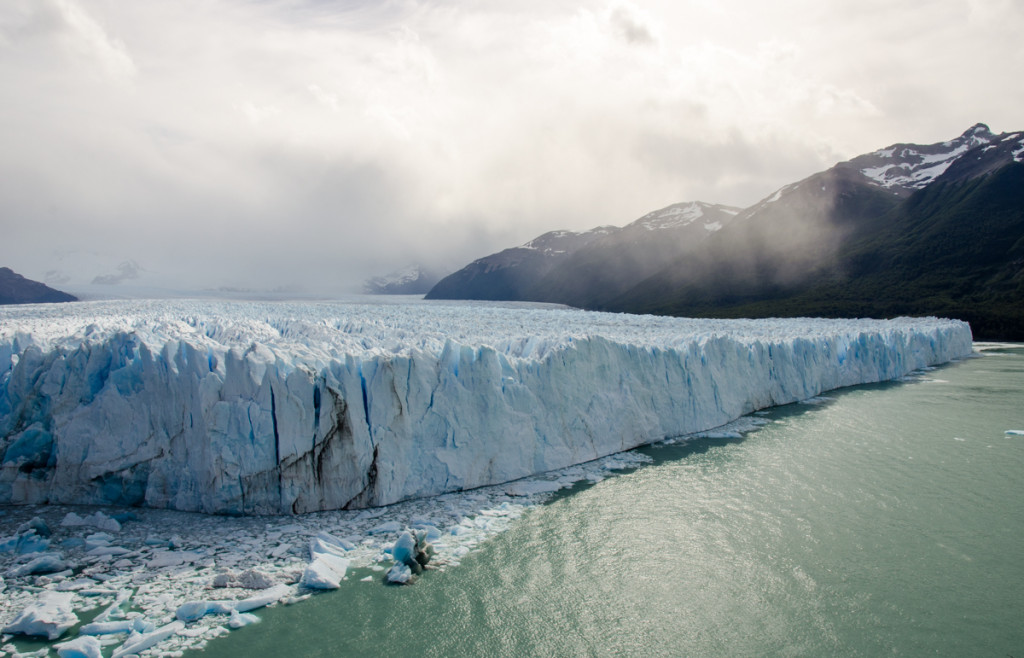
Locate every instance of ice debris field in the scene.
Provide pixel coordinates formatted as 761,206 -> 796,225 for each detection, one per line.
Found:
0,449 -> 652,657
0,299 -> 973,655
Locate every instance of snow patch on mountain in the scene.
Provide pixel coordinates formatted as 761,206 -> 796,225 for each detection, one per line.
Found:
855,123 -> 997,190
521,227 -> 619,254
635,202 -> 705,230
631,201 -> 741,232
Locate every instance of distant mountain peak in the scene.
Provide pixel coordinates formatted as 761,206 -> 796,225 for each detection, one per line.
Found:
630,201 -> 741,233
521,226 -> 620,254
845,123 -> 1005,193
363,264 -> 441,295
963,122 -> 992,138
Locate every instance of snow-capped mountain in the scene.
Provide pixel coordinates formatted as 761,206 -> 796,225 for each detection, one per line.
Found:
521,226 -> 620,254
426,202 -> 740,303
610,124 -> 1024,340
848,123 -> 1000,192
428,124 -> 1024,340
630,200 -> 738,232
363,265 -> 443,295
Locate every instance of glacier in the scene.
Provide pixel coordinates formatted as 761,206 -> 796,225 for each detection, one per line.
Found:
0,299 -> 972,515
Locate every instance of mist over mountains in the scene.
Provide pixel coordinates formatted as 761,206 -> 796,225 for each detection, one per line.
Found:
428,124 -> 1024,340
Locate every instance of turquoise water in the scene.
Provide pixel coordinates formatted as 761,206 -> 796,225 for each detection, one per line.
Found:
207,346 -> 1024,657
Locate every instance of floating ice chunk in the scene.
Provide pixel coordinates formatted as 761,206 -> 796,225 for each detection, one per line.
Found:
227,582 -> 292,613
84,533 -> 115,550
175,584 -> 291,621
5,649 -> 49,658
61,512 -> 120,533
389,530 -> 433,578
368,521 -> 403,535
6,552 -> 67,577
309,535 -> 353,560
417,525 -> 442,542
55,635 -> 103,658
78,618 -> 154,636
79,588 -> 118,596
12,531 -> 50,555
175,600 -> 215,622
1006,430 -> 1024,436
211,569 -> 275,590
92,588 -> 132,623
228,609 -> 261,629
384,563 -> 412,585
390,532 -> 417,567
85,546 -> 130,557
110,621 -> 185,658
148,550 -> 200,568
17,517 -> 52,537
313,531 -> 356,553
2,590 -> 78,640
1,528 -> 52,555
300,554 -> 350,589
55,577 -> 97,592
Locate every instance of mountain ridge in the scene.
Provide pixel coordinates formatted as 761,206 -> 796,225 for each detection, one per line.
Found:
427,124 -> 1024,340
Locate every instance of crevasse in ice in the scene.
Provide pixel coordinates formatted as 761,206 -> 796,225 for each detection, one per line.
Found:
0,299 -> 972,514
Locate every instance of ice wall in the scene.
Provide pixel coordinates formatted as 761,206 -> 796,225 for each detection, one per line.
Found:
0,300 -> 972,514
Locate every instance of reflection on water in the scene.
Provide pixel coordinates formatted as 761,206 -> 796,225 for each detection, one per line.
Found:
207,347 -> 1024,657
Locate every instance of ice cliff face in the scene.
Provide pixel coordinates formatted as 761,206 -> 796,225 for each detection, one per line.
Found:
0,300 -> 972,514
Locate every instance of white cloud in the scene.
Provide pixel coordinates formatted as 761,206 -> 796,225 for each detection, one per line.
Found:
0,0 -> 1020,293
55,0 -> 136,81
308,84 -> 340,112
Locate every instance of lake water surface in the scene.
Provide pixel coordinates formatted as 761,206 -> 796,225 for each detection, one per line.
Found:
204,345 -> 1024,656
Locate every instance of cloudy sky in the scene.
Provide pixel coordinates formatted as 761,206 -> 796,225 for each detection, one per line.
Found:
1,0 -> 1021,295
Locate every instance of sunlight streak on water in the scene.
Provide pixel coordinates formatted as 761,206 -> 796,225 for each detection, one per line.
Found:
206,347 -> 1024,656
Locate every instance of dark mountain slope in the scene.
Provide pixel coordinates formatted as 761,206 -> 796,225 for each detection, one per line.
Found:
600,165 -> 904,313
426,227 -> 619,301
427,124 -> 1024,339
0,267 -> 78,305
612,162 -> 1024,340
526,202 -> 740,307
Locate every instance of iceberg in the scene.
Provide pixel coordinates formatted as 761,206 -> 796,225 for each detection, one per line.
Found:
300,553 -> 351,589
5,552 -> 67,578
0,299 -> 972,514
2,590 -> 78,640
175,583 -> 292,622
385,563 -> 412,585
110,620 -> 185,658
78,617 -> 154,636
54,636 -> 103,658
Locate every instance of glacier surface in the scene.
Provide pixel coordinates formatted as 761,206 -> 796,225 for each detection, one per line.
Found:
0,299 -> 972,514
